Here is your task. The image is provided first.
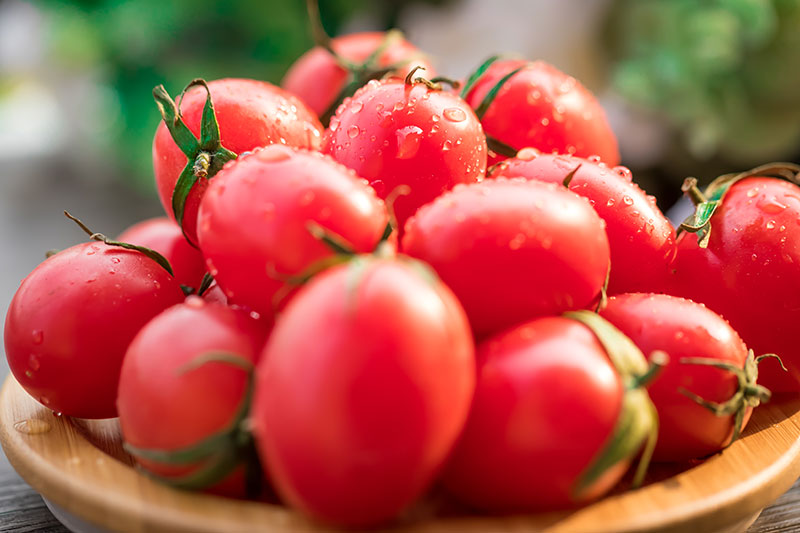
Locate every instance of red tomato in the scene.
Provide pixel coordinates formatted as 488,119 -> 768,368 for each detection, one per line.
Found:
4,242 -> 185,418
153,78 -> 323,244
118,217 -> 206,290
600,293 -> 770,461
462,59 -> 619,166
283,31 -> 434,119
402,178 -> 610,338
322,76 -> 486,233
670,175 -> 800,392
489,150 -> 676,294
197,145 -> 388,318
118,297 -> 268,497
443,315 -> 653,511
251,257 -> 475,527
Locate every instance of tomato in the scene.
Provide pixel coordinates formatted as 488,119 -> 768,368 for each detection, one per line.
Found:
322,75 -> 486,234
402,178 -> 610,338
442,314 -> 656,512
153,78 -> 323,245
489,150 -> 676,294
4,242 -> 185,418
117,297 -> 268,497
251,257 -> 475,527
461,58 -> 619,167
197,145 -> 388,318
283,31 -> 434,120
118,217 -> 207,290
600,293 -> 771,461
669,170 -> 800,392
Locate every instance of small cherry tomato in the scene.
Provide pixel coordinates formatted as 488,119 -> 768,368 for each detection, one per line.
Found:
252,257 -> 475,527
118,297 -> 269,497
4,242 -> 185,418
322,74 -> 486,233
197,145 -> 388,318
402,178 -> 610,338
489,150 -> 676,294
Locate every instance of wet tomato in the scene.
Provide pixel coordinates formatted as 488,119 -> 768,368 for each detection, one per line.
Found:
322,75 -> 486,234
153,78 -> 323,244
402,178 -> 610,338
4,242 -> 185,418
197,145 -> 388,318
462,58 -> 619,166
252,257 -> 474,527
489,150 -> 676,294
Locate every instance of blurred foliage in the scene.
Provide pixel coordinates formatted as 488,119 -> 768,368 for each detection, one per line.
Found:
606,0 -> 800,165
36,0 -> 450,190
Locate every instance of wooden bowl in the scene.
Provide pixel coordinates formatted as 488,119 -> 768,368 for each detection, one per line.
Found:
2,374 -> 800,533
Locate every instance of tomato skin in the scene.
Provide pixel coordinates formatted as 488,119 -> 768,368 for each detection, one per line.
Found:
197,145 -> 388,318
490,151 -> 676,294
600,293 -> 751,461
252,258 -> 475,527
282,32 -> 434,117
442,316 -> 624,512
117,217 -> 207,289
4,242 -> 185,418
322,78 -> 486,233
464,59 -> 619,166
153,78 -> 323,244
117,297 -> 268,497
402,178 -> 610,338
669,177 -> 800,392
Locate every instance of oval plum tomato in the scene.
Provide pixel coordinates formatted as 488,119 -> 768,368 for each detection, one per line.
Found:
118,297 -> 269,497
118,217 -> 206,290
283,31 -> 434,121
600,293 -> 772,461
669,165 -> 800,392
153,78 -> 323,245
4,242 -> 185,418
461,58 -> 619,166
402,178 -> 610,338
322,73 -> 486,234
443,314 -> 657,512
489,150 -> 676,294
197,145 -> 388,318
252,257 -> 475,527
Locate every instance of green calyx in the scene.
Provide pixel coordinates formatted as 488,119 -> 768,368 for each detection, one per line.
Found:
64,211 -> 174,277
679,162 -> 800,248
123,352 -> 261,494
153,79 -> 237,242
308,0 -> 427,127
678,350 -> 780,446
564,310 -> 664,494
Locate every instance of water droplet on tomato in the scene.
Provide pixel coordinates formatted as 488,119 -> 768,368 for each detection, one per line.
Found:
31,330 -> 43,345
431,114 -> 440,123
442,140 -> 452,151
86,249 -> 96,256
606,198 -> 616,207
516,147 -> 538,161
393,101 -> 405,112
587,155 -> 602,163
430,124 -> 440,134
766,220 -> 776,229
751,253 -> 758,261
375,103 -> 384,112
86,276 -> 96,284
153,280 -> 161,289
443,107 -> 466,122
758,196 -> 788,214
396,126 -> 423,159
509,233 -> 526,250
350,100 -> 364,113
622,195 -> 634,206
329,116 -> 340,132
14,419 -> 51,435
540,117 -> 550,127
780,225 -> 787,232
613,166 -> 632,180
347,125 -> 360,139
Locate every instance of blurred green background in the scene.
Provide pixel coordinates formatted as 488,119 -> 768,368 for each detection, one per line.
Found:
3,0 -> 799,204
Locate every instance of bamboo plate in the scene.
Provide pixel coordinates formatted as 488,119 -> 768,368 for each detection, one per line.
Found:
2,375 -> 800,533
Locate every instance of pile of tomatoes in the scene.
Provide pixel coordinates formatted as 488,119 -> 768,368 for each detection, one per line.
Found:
5,15 -> 800,529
